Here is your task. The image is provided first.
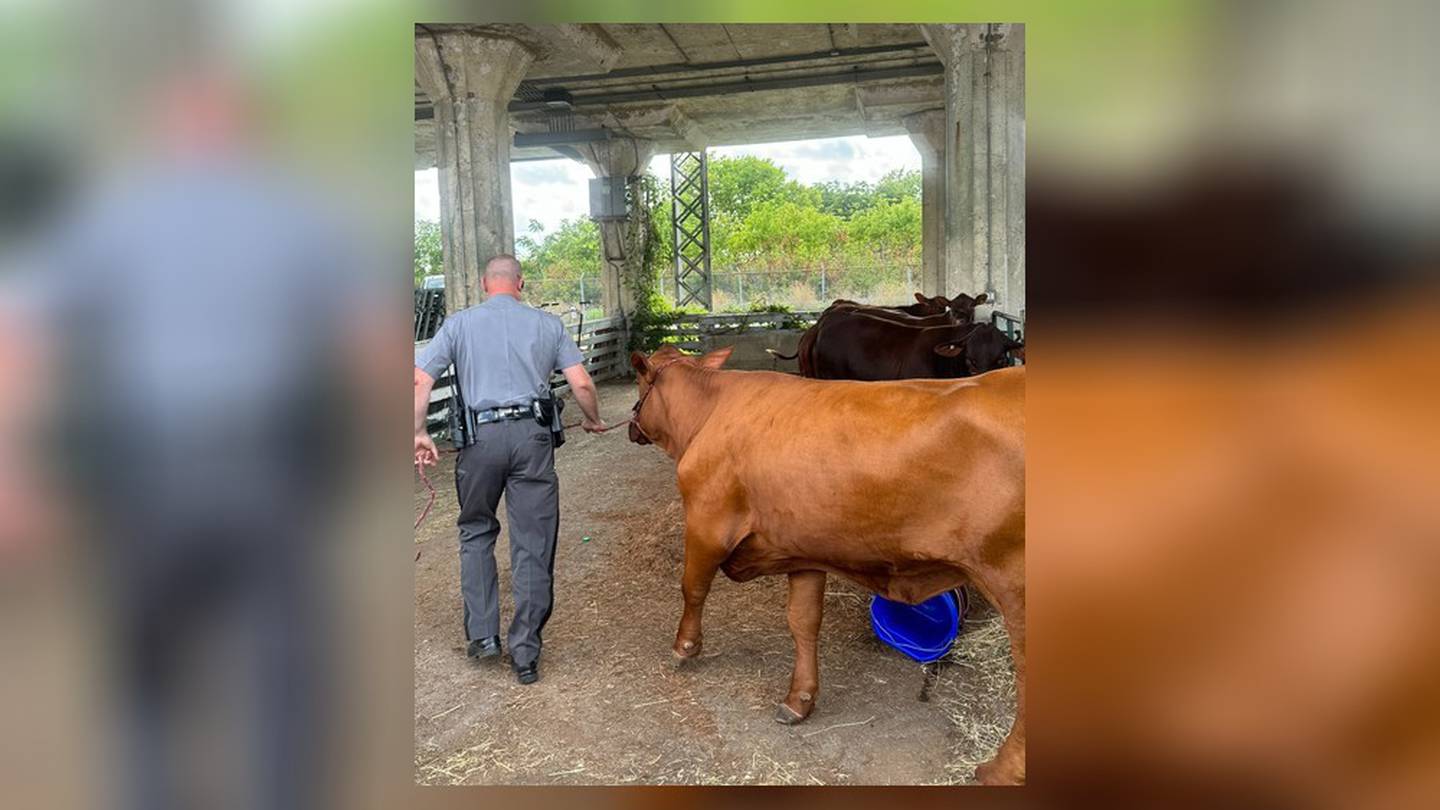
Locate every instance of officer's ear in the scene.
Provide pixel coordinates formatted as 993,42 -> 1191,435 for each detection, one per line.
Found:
630,351 -> 651,379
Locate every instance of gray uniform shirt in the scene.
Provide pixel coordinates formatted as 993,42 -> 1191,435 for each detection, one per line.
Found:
416,295 -> 584,410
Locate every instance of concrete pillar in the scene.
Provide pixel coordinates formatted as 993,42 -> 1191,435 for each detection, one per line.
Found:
414,31 -> 535,310
579,138 -> 657,317
904,109 -> 948,298
921,23 -> 1026,316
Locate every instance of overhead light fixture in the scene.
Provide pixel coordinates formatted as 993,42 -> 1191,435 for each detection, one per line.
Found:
542,88 -> 574,110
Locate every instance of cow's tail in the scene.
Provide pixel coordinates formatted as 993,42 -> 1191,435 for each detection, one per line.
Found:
765,348 -> 800,361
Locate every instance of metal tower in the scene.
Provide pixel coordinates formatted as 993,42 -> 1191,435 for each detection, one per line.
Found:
669,151 -> 712,310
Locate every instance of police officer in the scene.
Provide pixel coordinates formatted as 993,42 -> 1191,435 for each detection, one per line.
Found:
413,255 -> 607,685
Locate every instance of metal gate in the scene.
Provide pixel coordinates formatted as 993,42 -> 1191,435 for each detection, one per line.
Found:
991,309 -> 1025,365
414,288 -> 446,341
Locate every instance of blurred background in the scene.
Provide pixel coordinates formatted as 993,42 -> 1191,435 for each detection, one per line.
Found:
2,1 -> 1438,809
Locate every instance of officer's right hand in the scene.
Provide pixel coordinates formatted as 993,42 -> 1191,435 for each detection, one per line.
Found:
581,417 -> 607,434
415,431 -> 439,466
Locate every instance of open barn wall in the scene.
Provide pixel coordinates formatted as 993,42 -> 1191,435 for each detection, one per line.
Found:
415,23 -> 1023,331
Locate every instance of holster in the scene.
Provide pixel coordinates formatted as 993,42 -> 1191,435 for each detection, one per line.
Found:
447,364 -> 476,448
532,397 -> 566,449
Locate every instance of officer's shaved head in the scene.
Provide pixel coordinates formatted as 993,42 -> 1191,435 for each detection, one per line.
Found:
482,254 -> 524,296
484,255 -> 523,282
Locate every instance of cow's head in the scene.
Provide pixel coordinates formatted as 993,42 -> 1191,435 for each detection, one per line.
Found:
944,292 -> 989,324
934,324 -> 1023,376
628,346 -> 734,445
910,293 -> 951,315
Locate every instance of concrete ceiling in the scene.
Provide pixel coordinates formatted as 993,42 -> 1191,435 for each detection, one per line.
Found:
414,24 -> 944,169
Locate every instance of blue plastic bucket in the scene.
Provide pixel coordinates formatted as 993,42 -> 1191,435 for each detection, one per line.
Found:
869,589 -> 966,663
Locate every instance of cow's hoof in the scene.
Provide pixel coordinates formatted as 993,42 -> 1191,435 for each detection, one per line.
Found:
671,639 -> 703,668
774,703 -> 809,725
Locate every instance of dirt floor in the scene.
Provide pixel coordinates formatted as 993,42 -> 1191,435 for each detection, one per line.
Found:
414,379 -> 1016,786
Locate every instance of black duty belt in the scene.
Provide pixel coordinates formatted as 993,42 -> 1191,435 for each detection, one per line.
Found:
472,404 -> 533,425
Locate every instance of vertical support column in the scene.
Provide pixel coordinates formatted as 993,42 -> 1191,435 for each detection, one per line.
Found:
414,30 -> 534,310
921,23 -> 1026,315
579,138 -> 656,317
671,151 -> 713,311
904,109 -> 948,298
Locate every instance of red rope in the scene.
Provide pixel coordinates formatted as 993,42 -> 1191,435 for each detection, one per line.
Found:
414,461 -> 439,531
559,418 -> 633,432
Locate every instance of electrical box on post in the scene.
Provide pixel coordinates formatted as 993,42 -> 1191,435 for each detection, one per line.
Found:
589,177 -> 630,221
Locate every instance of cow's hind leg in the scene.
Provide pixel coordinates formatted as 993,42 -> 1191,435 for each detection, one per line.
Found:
776,570 -> 826,724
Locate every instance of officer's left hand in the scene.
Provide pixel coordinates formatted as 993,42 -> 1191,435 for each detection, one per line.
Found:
581,417 -> 608,434
415,431 -> 439,467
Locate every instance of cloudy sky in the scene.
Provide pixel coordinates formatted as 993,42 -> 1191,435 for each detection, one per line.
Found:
414,134 -> 921,238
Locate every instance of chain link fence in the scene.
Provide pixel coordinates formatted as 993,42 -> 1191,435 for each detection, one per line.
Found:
508,264 -> 923,316
658,265 -> 921,311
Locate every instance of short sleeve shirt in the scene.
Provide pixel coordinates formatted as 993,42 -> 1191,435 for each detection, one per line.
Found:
415,295 -> 585,410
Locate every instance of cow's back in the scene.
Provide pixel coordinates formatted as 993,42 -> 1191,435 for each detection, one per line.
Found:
811,312 -> 953,380
685,367 -> 1024,599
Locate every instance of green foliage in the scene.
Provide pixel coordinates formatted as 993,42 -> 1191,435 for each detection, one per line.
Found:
811,169 -> 920,219
847,197 -> 923,260
705,155 -> 800,221
874,168 -> 922,204
813,180 -> 876,219
726,200 -> 845,268
414,219 -> 443,287
515,216 -> 602,306
458,153 -> 925,318
624,173 -> 678,352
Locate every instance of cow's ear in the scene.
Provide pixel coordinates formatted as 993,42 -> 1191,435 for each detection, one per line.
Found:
630,351 -> 651,378
934,342 -> 965,358
914,292 -> 928,303
973,293 -> 989,305
699,347 -> 734,369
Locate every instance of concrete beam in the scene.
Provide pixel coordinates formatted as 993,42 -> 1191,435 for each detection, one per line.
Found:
578,138 -> 659,317
553,24 -> 623,73
415,30 -> 535,309
904,109 -> 947,298
920,23 -> 1025,315
597,104 -> 711,149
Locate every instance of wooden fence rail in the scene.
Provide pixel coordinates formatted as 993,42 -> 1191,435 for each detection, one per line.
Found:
654,310 -> 823,352
417,313 -> 629,435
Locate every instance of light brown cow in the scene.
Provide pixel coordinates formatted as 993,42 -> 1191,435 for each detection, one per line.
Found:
627,345 -> 1026,785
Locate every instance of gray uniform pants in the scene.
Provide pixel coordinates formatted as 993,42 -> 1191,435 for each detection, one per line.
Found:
454,418 -> 560,665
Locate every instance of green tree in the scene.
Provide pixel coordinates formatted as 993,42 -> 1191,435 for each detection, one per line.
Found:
516,216 -> 602,305
414,219 -> 443,286
728,200 -> 845,269
873,168 -> 922,205
705,155 -> 796,222
814,179 -> 875,219
847,197 -> 922,261
472,154 -> 922,313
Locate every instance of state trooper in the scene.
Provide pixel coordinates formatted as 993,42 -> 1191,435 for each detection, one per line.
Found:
413,255 -> 607,684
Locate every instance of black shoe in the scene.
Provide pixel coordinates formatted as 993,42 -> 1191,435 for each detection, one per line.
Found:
513,660 -> 539,685
467,636 -> 502,660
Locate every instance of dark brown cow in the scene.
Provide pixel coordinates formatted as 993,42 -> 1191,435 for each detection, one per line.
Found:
808,310 -> 1021,381
627,346 -> 1026,784
829,291 -> 988,322
769,293 -> 998,376
935,323 -> 1026,377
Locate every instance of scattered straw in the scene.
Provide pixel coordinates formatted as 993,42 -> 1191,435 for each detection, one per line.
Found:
800,715 -> 877,738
